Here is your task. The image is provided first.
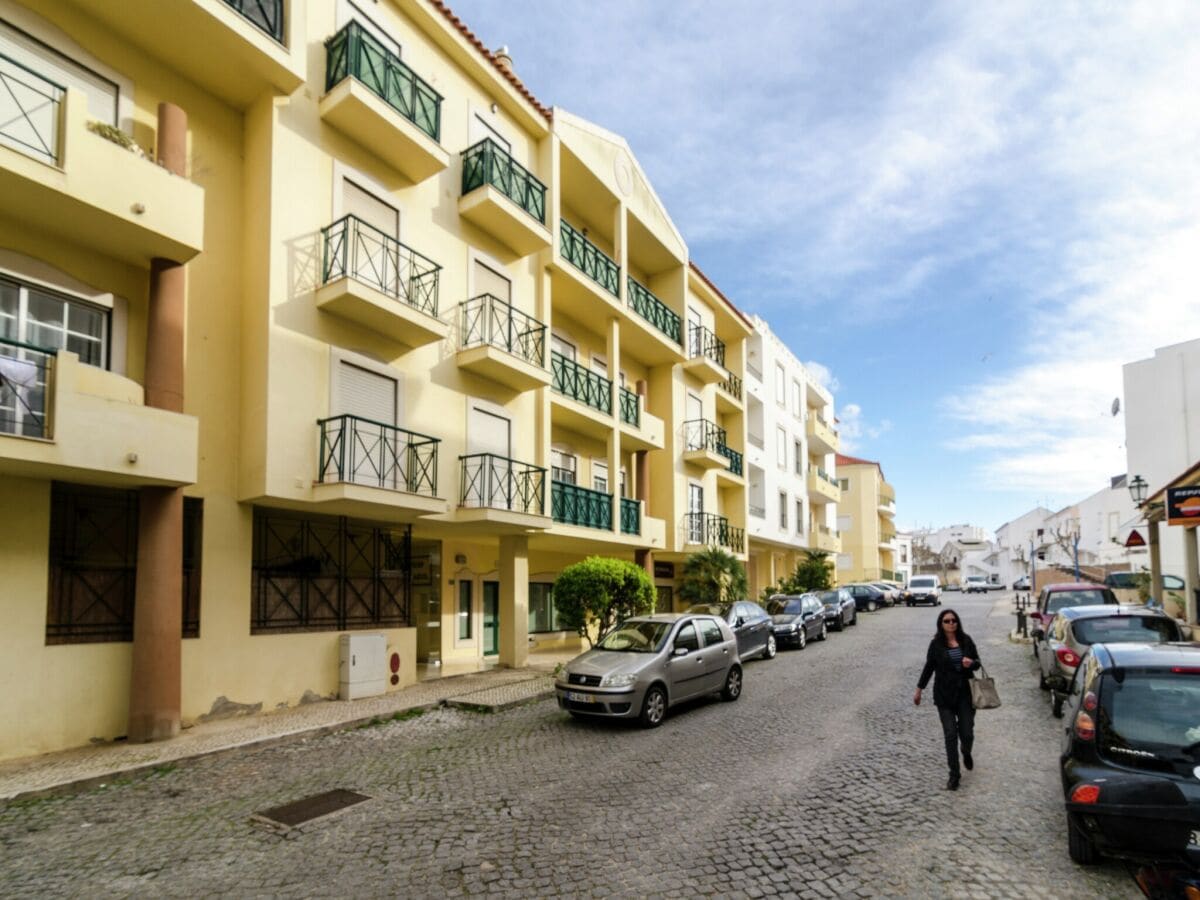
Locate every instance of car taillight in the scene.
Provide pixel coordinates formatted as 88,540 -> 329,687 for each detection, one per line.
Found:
1074,710 -> 1096,741
1082,691 -> 1098,712
1170,666 -> 1200,674
1070,784 -> 1101,804
1055,647 -> 1080,667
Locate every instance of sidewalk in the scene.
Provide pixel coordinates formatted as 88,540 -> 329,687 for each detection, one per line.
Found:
0,664 -> 560,802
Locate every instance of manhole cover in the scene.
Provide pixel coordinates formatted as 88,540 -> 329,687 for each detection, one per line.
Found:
256,789 -> 370,828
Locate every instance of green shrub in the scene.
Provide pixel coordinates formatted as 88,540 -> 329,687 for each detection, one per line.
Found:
553,556 -> 655,646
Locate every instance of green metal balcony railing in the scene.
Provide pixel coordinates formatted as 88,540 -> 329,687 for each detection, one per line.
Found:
559,219 -> 619,297
551,480 -> 612,530
322,214 -> 442,317
551,350 -> 611,415
683,418 -> 726,454
816,467 -> 838,485
882,568 -> 899,582
618,386 -> 640,428
620,497 -> 641,535
459,294 -> 545,368
461,137 -> 546,224
459,453 -> 545,515
325,20 -> 442,141
684,512 -> 744,553
718,371 -> 742,402
716,443 -> 743,476
626,277 -> 681,344
223,0 -> 285,43
0,336 -> 53,438
318,414 -> 439,495
0,53 -> 64,166
687,323 -> 726,367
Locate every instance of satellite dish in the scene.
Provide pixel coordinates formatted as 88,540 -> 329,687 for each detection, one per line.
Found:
1111,397 -> 1120,416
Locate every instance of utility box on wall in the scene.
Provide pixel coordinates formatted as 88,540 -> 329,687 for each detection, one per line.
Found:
338,633 -> 387,700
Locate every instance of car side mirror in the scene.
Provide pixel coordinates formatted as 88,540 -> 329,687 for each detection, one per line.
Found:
735,617 -> 746,628
673,646 -> 690,657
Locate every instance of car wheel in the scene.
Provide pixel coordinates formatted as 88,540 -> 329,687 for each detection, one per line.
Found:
721,665 -> 742,701
818,621 -> 828,641
1067,813 -> 1099,865
834,617 -> 844,632
850,613 -> 857,626
639,685 -> 667,728
1051,693 -> 1064,719
763,634 -> 777,660
797,627 -> 807,650
867,600 -> 878,612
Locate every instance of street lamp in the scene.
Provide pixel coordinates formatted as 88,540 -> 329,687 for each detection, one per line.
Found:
1128,474 -> 1149,506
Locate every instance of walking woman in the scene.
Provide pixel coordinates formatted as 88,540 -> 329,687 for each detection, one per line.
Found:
913,608 -> 981,790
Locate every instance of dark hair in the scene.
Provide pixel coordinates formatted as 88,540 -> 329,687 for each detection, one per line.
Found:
933,608 -> 970,647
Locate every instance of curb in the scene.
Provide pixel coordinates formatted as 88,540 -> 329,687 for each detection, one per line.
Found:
444,686 -> 556,713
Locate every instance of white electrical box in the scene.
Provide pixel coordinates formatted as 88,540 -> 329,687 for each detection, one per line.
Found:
338,633 -> 387,700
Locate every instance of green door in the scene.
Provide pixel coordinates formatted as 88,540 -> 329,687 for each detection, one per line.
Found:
482,581 -> 499,656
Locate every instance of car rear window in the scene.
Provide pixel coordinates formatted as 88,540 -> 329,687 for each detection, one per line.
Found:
818,590 -> 840,606
1047,590 -> 1114,612
766,598 -> 803,615
1073,616 -> 1180,645
1100,672 -> 1200,774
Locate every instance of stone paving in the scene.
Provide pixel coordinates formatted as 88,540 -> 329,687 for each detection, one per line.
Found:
0,593 -> 1140,898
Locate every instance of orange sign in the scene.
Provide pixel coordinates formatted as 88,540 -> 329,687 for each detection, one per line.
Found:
1167,486 -> 1200,527
1124,529 -> 1146,548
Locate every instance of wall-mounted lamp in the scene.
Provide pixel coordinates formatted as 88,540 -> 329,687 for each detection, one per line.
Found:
454,553 -> 468,565
1128,474 -> 1148,506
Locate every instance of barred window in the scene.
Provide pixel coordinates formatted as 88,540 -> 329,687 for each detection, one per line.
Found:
46,482 -> 202,644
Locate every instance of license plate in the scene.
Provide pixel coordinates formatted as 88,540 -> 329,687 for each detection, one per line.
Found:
1190,830 -> 1200,847
565,691 -> 594,703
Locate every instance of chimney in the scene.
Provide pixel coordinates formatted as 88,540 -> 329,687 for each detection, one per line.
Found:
494,45 -> 513,75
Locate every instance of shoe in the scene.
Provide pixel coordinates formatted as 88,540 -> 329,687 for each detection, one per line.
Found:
963,752 -> 974,771
947,774 -> 960,791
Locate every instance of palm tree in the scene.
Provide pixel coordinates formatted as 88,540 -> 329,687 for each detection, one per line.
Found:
678,546 -> 749,607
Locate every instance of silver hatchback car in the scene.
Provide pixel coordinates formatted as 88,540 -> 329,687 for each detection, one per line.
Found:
555,613 -> 743,728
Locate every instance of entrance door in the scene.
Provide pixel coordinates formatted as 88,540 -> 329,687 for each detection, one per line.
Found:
482,580 -> 499,656
466,405 -> 512,508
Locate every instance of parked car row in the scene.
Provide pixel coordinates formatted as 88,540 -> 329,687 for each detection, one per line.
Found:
1026,582 -> 1200,880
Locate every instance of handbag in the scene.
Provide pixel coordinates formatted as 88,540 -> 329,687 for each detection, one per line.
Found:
970,666 -> 1001,709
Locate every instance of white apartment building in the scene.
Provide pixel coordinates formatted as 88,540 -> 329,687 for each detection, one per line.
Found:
1077,476 -> 1144,568
994,507 -> 1054,586
913,524 -> 988,556
743,315 -> 839,595
895,531 -> 913,584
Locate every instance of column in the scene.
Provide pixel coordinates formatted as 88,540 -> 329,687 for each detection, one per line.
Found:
129,102 -> 188,743
607,317 -> 621,535
498,535 -> 530,668
1184,526 -> 1200,626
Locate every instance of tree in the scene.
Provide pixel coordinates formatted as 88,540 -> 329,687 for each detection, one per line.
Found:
758,550 -> 834,601
678,546 -> 748,608
553,556 -> 655,647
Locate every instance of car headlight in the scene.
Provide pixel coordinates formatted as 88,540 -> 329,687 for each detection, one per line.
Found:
787,623 -> 798,631
600,673 -> 638,688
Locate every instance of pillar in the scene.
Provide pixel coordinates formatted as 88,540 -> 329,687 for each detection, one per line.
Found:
498,535 -> 529,668
1185,526 -> 1199,626
1148,519 -> 1162,603
606,317 -> 621,534
129,102 -> 188,743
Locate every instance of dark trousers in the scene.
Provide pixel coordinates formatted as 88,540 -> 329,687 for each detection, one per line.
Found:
937,693 -> 975,776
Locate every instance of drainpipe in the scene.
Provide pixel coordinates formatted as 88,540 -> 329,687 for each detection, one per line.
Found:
128,102 -> 187,743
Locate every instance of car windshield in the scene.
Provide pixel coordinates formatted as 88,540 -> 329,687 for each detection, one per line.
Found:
817,590 -> 841,607
1073,616 -> 1180,645
597,620 -> 672,653
910,578 -> 936,588
766,598 -> 803,615
1048,590 -> 1114,612
1100,672 -> 1200,763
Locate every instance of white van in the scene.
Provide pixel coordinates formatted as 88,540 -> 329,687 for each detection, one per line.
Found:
905,575 -> 942,606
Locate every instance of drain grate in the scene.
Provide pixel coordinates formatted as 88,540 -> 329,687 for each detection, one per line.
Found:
256,789 -> 370,828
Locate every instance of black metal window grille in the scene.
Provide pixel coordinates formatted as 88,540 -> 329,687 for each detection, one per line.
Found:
318,414 -> 439,496
222,0 -> 285,44
459,453 -> 546,515
251,509 -> 411,634
459,294 -> 546,367
683,418 -> 726,453
46,483 -> 202,644
321,215 -> 441,317
687,323 -> 726,367
718,371 -> 743,401
0,50 -> 64,165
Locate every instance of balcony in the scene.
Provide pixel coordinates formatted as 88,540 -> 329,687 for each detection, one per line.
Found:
0,75 -> 203,267
453,453 -> 549,532
552,219 -> 623,315
455,294 -> 550,392
61,0 -> 304,109
811,525 -> 841,554
458,138 -> 550,257
620,497 -> 642,536
807,467 -> 841,504
551,480 -> 611,531
617,386 -> 665,451
880,480 -> 896,503
0,341 -> 197,487
320,21 -> 449,183
878,497 -> 896,517
620,276 -> 686,364
682,323 -> 727,384
313,414 -> 446,520
550,351 -> 613,436
682,419 -> 729,470
682,512 -> 745,554
317,215 -> 447,347
807,414 -> 839,454
716,370 -> 743,413
879,526 -> 897,549
715,443 -> 744,482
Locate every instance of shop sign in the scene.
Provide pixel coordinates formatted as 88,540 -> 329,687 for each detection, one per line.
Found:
1166,486 -> 1200,527
653,561 -> 675,579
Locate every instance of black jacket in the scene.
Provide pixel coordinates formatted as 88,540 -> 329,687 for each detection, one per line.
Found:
917,635 -> 981,707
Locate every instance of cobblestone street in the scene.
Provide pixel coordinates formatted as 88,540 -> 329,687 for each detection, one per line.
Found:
0,593 -> 1139,898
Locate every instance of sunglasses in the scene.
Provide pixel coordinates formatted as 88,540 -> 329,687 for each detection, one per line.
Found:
942,618 -> 958,624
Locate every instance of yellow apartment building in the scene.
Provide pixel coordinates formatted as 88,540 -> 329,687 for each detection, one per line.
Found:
833,453 -> 899,583
0,0 -> 748,761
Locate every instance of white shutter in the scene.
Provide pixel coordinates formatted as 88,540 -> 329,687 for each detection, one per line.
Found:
0,22 -> 118,126
467,406 -> 510,457
473,261 -> 511,302
336,362 -> 396,424
343,180 -> 398,238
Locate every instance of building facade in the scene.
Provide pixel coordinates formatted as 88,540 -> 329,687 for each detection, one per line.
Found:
742,315 -> 839,597
0,0 -> 752,760
834,454 -> 898,583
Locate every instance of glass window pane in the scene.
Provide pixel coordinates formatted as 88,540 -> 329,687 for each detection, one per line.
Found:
0,281 -> 17,341
458,580 -> 472,640
27,321 -> 64,350
27,291 -> 64,327
69,303 -> 105,338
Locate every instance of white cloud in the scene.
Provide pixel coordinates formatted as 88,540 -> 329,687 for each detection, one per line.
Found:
837,403 -> 892,453
803,361 -> 840,394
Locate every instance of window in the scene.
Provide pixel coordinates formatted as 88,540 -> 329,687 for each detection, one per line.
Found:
839,478 -> 850,491
777,427 -> 787,470
655,585 -> 673,613
550,334 -> 576,361
792,380 -> 802,418
794,441 -> 803,475
457,580 -> 472,640
528,582 -> 560,633
47,482 -> 202,643
550,448 -> 576,485
775,364 -> 786,405
796,500 -> 804,534
779,492 -> 788,530
1,275 -> 108,367
593,459 -> 608,493
697,618 -> 723,647
470,112 -> 510,152
673,622 -> 699,652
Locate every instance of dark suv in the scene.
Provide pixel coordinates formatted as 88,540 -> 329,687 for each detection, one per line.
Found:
1059,642 -> 1200,867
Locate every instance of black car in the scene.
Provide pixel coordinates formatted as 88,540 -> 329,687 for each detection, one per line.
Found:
686,600 -> 777,661
764,594 -> 827,649
1059,642 -> 1200,867
816,588 -> 856,631
847,583 -> 888,612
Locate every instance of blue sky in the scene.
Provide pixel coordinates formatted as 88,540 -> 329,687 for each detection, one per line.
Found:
449,1 -> 1200,534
